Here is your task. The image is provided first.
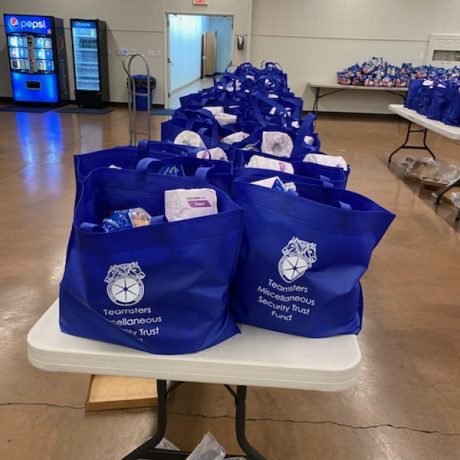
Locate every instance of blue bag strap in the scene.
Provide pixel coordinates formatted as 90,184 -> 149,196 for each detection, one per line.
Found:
332,200 -> 352,211
293,113 -> 317,154
320,180 -> 334,188
136,157 -> 164,172
80,222 -> 103,232
194,166 -> 212,179
138,140 -> 149,154
249,91 -> 291,127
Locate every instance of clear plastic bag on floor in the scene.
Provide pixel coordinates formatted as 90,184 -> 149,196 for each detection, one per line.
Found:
186,432 -> 245,460
186,432 -> 225,460
405,157 -> 433,181
156,438 -> 180,450
420,162 -> 460,188
396,155 -> 416,174
450,192 -> 460,208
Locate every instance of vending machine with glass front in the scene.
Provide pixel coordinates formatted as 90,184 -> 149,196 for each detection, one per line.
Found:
3,14 -> 70,105
70,19 -> 109,108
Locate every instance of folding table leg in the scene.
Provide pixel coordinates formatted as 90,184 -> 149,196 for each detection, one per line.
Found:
434,177 -> 460,205
122,380 -> 168,460
123,382 -> 266,460
313,88 -> 320,116
235,386 -> 266,460
388,121 -> 436,164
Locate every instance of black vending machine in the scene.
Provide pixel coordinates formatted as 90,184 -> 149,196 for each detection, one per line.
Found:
70,19 -> 109,108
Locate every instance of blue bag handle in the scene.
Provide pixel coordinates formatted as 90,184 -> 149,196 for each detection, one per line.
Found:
332,200 -> 352,210
136,157 -> 212,179
249,91 -> 291,127
292,113 -> 317,155
136,157 -> 164,172
80,222 -> 103,232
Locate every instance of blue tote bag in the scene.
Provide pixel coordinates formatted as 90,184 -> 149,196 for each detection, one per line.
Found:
235,165 -> 348,189
233,113 -> 321,159
404,79 -> 423,110
443,86 -> 460,126
74,145 -> 185,182
230,176 -> 395,338
237,151 -> 350,188
60,169 -> 244,354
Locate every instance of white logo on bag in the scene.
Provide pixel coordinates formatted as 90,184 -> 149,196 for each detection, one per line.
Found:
278,237 -> 317,283
104,262 -> 145,306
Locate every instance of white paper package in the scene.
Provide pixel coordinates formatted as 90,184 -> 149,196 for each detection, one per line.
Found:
196,147 -> 228,162
203,106 -> 224,115
174,130 -> 206,148
214,112 -> 238,126
247,155 -> 294,174
165,188 -> 218,222
261,131 -> 293,157
303,153 -> 348,170
221,132 -> 249,144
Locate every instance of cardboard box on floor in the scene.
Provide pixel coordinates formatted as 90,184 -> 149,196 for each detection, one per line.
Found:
86,375 -> 157,411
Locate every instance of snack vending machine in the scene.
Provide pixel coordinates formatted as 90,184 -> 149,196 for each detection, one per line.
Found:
70,19 -> 109,108
4,14 -> 70,105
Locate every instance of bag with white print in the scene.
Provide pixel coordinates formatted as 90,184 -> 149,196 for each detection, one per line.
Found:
230,175 -> 394,338
60,168 -> 244,355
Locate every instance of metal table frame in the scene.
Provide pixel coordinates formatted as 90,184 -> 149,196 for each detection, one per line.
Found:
388,121 -> 436,164
387,104 -> 460,207
27,301 -> 361,460
309,83 -> 407,116
123,381 -> 263,459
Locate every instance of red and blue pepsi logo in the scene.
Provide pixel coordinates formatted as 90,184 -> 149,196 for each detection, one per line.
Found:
9,17 -> 19,29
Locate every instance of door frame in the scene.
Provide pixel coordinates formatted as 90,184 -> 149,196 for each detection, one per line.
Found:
163,12 -> 235,109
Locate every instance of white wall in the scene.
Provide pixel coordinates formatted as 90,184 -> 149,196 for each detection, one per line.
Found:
0,0 -> 252,104
169,15 -> 205,91
251,0 -> 460,113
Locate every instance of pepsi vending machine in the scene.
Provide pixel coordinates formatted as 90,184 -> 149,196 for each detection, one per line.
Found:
4,14 -> 70,105
70,19 -> 109,108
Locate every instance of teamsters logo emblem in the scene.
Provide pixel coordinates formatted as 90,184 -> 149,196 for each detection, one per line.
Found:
105,262 -> 145,306
278,237 -> 317,283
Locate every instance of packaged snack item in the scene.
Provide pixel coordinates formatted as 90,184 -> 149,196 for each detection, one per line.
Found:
174,130 -> 206,148
303,153 -> 348,171
203,106 -> 224,115
261,131 -> 293,157
251,176 -> 298,194
165,188 -> 218,222
102,208 -> 152,233
214,112 -> 237,126
158,164 -> 185,176
196,147 -> 228,161
247,155 -> 294,174
221,132 -> 250,144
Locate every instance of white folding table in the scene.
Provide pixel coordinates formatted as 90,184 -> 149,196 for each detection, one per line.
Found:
28,300 -> 361,460
308,82 -> 408,115
388,104 -> 460,205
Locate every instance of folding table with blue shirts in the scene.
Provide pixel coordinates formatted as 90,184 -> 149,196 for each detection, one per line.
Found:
28,62 -> 395,460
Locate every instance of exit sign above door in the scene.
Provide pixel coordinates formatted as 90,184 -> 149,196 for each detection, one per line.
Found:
193,0 -> 207,5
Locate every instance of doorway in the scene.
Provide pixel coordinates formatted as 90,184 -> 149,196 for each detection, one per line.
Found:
166,14 -> 234,109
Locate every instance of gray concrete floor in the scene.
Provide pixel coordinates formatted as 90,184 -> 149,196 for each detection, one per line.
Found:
0,109 -> 459,459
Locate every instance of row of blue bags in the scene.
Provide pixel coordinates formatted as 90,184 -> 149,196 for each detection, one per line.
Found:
60,62 -> 395,355
405,78 -> 460,127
